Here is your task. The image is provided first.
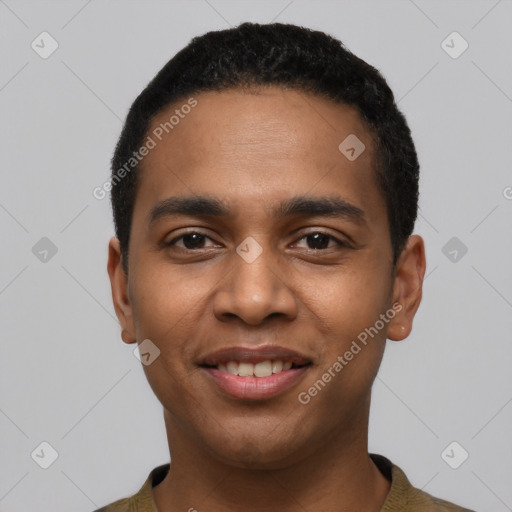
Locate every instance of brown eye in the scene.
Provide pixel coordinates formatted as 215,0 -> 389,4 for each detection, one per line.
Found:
180,233 -> 207,249
166,232 -> 218,250
305,233 -> 330,250
293,232 -> 348,250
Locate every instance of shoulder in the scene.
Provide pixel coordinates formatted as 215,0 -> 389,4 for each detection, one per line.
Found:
92,497 -> 130,512
407,488 -> 477,512
91,463 -> 170,512
370,453 -> 476,512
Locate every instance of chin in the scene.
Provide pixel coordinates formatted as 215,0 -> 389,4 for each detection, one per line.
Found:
203,428 -> 309,470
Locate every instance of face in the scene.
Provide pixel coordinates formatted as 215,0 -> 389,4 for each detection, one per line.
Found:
108,87 -> 425,469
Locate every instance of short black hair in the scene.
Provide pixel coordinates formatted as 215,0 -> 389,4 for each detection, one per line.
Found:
110,22 -> 419,275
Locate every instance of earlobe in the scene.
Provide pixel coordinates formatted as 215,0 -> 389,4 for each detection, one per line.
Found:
387,235 -> 426,342
107,237 -> 137,344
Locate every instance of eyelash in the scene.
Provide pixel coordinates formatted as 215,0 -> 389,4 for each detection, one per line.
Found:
164,230 -> 350,251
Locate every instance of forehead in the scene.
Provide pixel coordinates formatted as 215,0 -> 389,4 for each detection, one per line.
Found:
133,87 -> 384,226
146,87 -> 373,167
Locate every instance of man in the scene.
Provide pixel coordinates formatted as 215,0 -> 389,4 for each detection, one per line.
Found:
99,22 -> 474,511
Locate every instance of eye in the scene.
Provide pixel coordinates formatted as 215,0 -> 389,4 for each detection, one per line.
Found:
163,230 -> 350,253
292,232 -> 348,250
165,231 -> 220,250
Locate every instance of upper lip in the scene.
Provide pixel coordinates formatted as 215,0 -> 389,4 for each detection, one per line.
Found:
199,345 -> 312,366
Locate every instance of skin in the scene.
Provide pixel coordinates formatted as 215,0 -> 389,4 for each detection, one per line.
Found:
107,86 -> 426,511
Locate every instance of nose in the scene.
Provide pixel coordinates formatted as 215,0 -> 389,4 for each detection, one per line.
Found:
212,243 -> 298,326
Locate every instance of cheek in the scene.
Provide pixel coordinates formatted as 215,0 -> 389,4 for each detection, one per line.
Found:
298,257 -> 391,400
306,255 -> 392,341
129,265 -> 209,417
128,265 -> 214,395
130,261 -> 208,338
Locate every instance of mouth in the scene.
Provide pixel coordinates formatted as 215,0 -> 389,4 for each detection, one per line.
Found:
198,346 -> 313,400
201,360 -> 311,377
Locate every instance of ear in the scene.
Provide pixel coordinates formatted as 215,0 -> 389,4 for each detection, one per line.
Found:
387,235 -> 426,341
107,237 -> 136,344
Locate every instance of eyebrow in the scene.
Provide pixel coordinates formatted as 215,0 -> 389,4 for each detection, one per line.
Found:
148,195 -> 365,226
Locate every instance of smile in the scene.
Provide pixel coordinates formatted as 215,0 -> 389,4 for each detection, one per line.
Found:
217,360 -> 296,377
198,345 -> 312,400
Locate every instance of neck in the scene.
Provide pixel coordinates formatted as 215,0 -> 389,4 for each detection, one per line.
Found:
153,408 -> 390,512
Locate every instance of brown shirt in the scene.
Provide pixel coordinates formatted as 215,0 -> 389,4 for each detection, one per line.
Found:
93,453 -> 475,512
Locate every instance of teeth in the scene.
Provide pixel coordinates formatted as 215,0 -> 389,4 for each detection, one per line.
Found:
226,361 -> 239,375
238,362 -> 254,377
217,360 -> 297,377
254,361 -> 272,377
272,360 -> 283,373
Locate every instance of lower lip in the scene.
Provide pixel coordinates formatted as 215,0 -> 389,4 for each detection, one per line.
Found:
201,366 -> 310,400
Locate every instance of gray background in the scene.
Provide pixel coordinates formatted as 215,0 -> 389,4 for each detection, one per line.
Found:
1,1 -> 511,511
